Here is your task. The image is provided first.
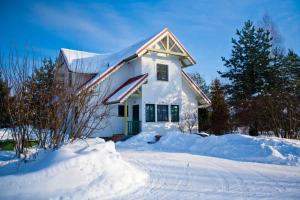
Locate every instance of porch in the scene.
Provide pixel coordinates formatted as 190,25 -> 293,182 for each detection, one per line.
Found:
104,74 -> 148,137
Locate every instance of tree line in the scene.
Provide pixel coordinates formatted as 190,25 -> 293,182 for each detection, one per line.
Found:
191,18 -> 299,138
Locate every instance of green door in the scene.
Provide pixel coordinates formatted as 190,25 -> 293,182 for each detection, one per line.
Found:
132,105 -> 140,134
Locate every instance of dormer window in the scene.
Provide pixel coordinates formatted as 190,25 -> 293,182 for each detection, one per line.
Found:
157,64 -> 168,81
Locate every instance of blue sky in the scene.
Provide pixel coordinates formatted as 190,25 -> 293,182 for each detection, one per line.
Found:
1,0 -> 299,83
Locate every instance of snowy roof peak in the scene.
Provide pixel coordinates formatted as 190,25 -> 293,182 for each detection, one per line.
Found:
59,28 -> 196,92
60,33 -> 156,74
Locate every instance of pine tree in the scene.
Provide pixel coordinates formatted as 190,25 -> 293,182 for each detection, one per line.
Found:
0,73 -> 10,128
218,20 -> 272,136
24,59 -> 59,147
210,79 -> 230,135
188,72 -> 210,132
188,72 -> 209,95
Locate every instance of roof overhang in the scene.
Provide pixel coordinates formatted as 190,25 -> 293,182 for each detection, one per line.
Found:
104,74 -> 148,104
182,70 -> 211,106
78,28 -> 196,93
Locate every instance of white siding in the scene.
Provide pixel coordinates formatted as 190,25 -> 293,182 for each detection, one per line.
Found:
141,53 -> 183,134
91,58 -> 139,137
91,53 -> 200,137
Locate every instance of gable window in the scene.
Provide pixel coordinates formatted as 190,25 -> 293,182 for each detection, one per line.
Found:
157,64 -> 168,81
145,104 -> 155,122
171,105 -> 179,122
157,105 -> 169,122
118,105 -> 128,117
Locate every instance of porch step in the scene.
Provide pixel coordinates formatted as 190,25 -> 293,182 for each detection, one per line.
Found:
117,135 -> 134,142
111,134 -> 126,141
111,134 -> 136,142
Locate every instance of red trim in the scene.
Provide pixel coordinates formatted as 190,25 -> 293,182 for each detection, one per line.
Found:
119,74 -> 148,102
136,28 -> 196,64
83,29 -> 167,92
79,28 -> 195,93
136,28 -> 168,55
182,70 -> 211,104
168,31 -> 196,64
104,74 -> 148,103
82,62 -> 122,92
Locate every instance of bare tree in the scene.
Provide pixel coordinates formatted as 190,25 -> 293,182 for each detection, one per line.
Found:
0,48 -> 37,158
48,55 -> 112,148
0,48 -> 112,157
178,111 -> 198,134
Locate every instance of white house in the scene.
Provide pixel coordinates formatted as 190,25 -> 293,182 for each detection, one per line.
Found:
56,28 -> 211,138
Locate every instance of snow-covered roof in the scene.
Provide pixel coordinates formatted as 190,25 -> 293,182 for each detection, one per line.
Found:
105,74 -> 148,104
60,34 -> 154,74
59,28 -> 196,92
60,48 -> 108,74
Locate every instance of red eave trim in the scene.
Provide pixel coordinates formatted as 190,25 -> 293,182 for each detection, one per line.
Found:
136,28 -> 196,65
104,73 -> 148,104
182,70 -> 211,104
136,28 -> 168,55
168,31 -> 196,64
81,61 -> 122,92
119,74 -> 148,102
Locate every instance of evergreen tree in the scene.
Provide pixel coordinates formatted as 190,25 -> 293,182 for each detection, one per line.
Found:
24,59 -> 59,147
188,72 -> 210,132
210,79 -> 230,135
188,72 -> 209,95
0,73 -> 10,128
218,20 -> 272,136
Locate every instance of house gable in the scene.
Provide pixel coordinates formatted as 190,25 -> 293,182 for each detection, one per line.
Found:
79,28 -> 196,93
136,28 -> 196,67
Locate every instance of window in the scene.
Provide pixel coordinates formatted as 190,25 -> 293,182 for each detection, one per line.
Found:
171,105 -> 179,122
146,104 -> 155,122
157,105 -> 169,122
68,72 -> 72,87
157,64 -> 168,81
118,105 -> 128,117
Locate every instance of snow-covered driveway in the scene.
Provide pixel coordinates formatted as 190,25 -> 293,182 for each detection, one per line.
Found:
117,149 -> 300,200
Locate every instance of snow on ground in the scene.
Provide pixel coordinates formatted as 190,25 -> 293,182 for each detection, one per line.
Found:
117,131 -> 300,166
117,150 -> 300,200
0,129 -> 13,140
0,138 -> 147,200
115,132 -> 300,199
0,132 -> 299,200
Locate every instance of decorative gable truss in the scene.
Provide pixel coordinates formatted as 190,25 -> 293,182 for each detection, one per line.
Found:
137,29 -> 196,67
148,35 -> 184,56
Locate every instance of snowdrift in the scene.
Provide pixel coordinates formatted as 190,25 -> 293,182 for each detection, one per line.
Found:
0,138 -> 147,200
117,132 -> 300,166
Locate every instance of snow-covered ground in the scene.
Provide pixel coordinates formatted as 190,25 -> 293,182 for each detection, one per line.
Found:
0,138 -> 147,200
0,129 -> 13,140
0,132 -> 299,199
117,150 -> 300,199
115,132 -> 300,199
117,131 -> 300,166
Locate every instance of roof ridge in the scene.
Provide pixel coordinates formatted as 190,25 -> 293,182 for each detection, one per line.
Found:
60,48 -> 109,56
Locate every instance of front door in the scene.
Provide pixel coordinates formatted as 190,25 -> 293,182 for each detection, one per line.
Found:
132,105 -> 139,121
132,105 -> 140,134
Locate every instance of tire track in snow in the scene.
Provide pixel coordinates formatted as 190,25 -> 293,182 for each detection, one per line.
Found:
117,151 -> 237,199
116,150 -> 300,200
